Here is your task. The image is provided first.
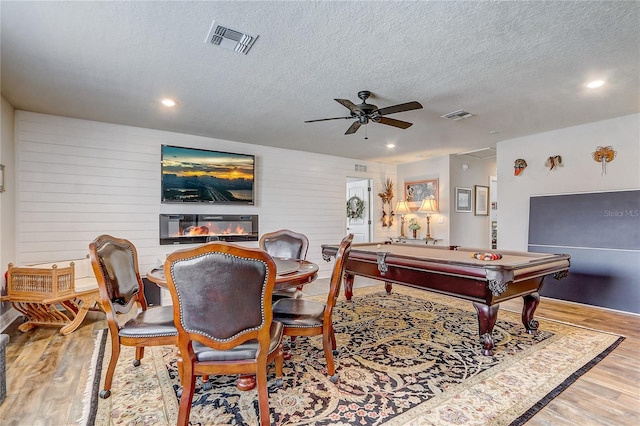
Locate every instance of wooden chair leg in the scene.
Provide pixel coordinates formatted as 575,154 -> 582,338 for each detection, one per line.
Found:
177,363 -> 196,426
275,344 -> 284,387
330,325 -> 337,352
134,346 -> 144,366
256,365 -> 271,426
322,330 -> 337,381
101,334 -> 121,398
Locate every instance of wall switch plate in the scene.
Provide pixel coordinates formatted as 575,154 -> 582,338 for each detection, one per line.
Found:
438,217 -> 445,224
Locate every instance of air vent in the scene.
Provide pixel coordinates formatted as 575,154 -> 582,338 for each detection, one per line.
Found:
355,164 -> 368,172
457,147 -> 496,159
205,21 -> 258,54
441,110 -> 475,121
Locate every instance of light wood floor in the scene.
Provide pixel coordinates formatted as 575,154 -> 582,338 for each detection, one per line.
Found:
0,280 -> 638,425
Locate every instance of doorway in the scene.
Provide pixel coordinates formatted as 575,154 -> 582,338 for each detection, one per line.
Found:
346,178 -> 373,243
490,176 -> 497,248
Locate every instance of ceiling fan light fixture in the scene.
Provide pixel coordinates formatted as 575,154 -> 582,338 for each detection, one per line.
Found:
305,91 -> 423,136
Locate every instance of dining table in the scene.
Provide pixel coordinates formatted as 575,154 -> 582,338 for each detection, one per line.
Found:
145,257 -> 319,391
147,257 -> 319,291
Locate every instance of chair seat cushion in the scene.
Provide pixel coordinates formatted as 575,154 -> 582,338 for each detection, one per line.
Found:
119,306 -> 178,338
272,298 -> 325,328
193,321 -> 284,362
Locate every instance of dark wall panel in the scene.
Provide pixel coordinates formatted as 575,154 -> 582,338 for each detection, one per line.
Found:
529,190 -> 639,250
528,190 -> 640,313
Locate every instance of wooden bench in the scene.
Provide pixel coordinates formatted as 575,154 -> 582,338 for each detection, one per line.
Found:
1,257 -> 100,335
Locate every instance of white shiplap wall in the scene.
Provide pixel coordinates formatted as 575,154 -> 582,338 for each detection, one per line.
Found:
14,111 -> 397,285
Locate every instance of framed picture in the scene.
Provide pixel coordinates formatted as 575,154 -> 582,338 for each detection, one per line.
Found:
455,187 -> 472,213
474,185 -> 490,216
404,179 -> 438,211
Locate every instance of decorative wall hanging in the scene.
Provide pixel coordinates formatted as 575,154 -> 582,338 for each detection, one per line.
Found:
474,185 -> 489,216
405,179 -> 438,211
346,195 -> 365,219
513,159 -> 527,176
592,146 -> 616,175
545,155 -> 563,171
455,187 -> 473,213
378,178 -> 395,227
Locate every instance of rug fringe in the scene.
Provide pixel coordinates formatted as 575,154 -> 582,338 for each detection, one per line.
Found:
78,328 -> 105,425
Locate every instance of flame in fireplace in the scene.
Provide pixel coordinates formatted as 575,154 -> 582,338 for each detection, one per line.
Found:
179,223 -> 249,237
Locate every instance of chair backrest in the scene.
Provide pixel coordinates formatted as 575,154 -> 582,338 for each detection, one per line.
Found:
165,242 -> 277,350
324,234 -> 353,323
259,229 -> 309,260
89,234 -> 146,315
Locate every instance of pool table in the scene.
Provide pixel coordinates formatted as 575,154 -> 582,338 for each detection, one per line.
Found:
321,242 -> 570,355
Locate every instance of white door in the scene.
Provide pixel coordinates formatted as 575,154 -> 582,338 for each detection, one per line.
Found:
346,179 -> 372,243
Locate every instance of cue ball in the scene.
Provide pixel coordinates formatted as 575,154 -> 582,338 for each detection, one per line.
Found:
376,244 -> 381,248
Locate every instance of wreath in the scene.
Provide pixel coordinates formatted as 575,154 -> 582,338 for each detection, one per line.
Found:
346,196 -> 365,219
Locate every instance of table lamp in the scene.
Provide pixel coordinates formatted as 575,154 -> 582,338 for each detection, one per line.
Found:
395,201 -> 411,237
418,196 -> 438,239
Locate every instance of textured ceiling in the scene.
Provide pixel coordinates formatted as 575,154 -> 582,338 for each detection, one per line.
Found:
1,1 -> 638,164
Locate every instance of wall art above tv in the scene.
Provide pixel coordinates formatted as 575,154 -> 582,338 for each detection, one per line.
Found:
161,145 -> 255,204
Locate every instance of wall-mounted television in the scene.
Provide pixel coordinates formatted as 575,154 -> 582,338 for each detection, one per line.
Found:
161,145 -> 255,204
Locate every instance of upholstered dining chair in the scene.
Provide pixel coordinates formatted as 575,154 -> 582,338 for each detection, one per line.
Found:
259,229 -> 309,260
272,233 -> 353,383
259,229 -> 309,300
89,235 -> 178,399
164,242 -> 284,426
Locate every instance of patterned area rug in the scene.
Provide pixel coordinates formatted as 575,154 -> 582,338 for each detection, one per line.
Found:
85,285 -> 622,425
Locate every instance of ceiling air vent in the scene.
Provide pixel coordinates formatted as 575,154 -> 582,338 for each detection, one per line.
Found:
441,110 -> 475,121
205,21 -> 258,54
457,147 -> 496,159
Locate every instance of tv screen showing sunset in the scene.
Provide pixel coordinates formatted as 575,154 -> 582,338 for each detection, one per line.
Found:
161,145 -> 254,204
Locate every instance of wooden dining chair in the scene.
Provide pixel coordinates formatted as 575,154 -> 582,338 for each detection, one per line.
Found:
164,242 -> 284,426
272,234 -> 353,382
89,235 -> 177,399
259,229 -> 309,260
259,229 -> 310,300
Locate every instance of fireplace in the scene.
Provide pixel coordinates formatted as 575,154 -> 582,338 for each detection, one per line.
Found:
159,214 -> 258,245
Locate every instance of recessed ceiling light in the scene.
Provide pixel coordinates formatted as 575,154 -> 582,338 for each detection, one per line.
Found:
386,143 -> 396,148
161,98 -> 177,107
586,80 -> 605,89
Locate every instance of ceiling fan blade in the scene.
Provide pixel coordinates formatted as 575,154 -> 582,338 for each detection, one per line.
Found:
375,101 -> 423,116
345,121 -> 362,134
304,116 -> 352,123
377,116 -> 413,129
335,99 -> 364,115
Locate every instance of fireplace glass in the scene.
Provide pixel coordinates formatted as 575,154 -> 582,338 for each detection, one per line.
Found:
159,214 -> 258,245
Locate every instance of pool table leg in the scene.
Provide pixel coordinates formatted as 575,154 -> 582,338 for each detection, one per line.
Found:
344,273 -> 355,301
472,302 -> 499,356
522,292 -> 540,334
384,281 -> 393,294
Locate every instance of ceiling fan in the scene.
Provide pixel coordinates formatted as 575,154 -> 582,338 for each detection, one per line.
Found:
304,90 -> 423,135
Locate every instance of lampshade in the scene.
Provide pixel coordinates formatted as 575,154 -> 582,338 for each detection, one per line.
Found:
395,201 -> 411,214
418,196 -> 437,213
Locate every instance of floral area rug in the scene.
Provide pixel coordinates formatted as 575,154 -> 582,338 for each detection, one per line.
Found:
86,285 -> 623,425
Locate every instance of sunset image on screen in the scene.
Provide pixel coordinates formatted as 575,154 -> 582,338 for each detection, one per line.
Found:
161,145 -> 254,204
